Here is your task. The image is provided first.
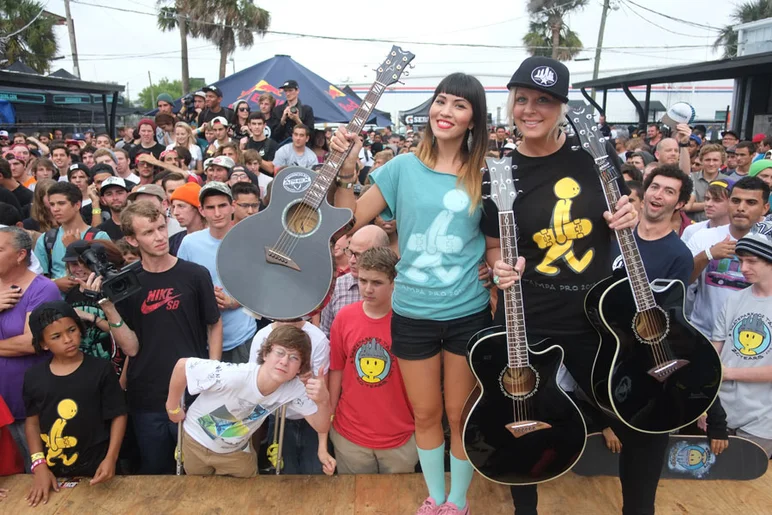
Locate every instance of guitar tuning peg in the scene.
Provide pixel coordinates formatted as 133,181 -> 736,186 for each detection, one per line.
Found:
404,71 -> 410,77
409,63 -> 415,69
571,146 -> 580,151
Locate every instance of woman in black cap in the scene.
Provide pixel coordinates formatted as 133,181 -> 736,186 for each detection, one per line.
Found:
481,56 -> 665,515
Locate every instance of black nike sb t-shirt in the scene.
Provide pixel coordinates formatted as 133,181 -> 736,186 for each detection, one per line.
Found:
481,136 -> 626,338
115,259 -> 220,411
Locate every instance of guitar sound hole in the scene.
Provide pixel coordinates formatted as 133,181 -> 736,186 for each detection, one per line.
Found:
502,366 -> 536,397
634,307 -> 668,344
285,202 -> 320,236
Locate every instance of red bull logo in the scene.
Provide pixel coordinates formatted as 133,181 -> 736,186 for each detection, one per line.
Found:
238,80 -> 285,102
328,85 -> 346,99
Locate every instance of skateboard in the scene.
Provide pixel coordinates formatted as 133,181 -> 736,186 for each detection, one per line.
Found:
573,432 -> 768,480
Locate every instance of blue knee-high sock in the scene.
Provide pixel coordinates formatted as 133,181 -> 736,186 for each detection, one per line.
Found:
447,454 -> 474,509
417,443 -> 446,504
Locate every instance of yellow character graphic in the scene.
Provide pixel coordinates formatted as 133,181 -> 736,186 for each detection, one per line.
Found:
736,315 -> 767,356
356,339 -> 391,384
532,177 -> 594,276
40,399 -> 79,467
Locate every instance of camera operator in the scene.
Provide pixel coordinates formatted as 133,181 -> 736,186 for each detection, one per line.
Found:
178,91 -> 206,127
272,80 -> 315,143
87,200 -> 222,474
198,86 -> 234,127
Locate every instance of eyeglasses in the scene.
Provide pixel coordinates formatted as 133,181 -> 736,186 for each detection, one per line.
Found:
236,202 -> 260,210
231,172 -> 248,179
271,347 -> 300,363
344,247 -> 362,259
238,108 -> 250,112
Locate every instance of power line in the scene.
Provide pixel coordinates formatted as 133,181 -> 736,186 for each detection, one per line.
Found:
0,2 -> 48,41
618,0 -> 709,39
623,0 -> 721,32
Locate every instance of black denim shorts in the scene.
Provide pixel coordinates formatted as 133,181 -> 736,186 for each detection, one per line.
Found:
391,308 -> 492,361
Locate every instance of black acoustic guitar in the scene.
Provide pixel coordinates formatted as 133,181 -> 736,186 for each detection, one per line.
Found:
463,157 -> 586,485
216,46 -> 415,320
567,107 -> 722,434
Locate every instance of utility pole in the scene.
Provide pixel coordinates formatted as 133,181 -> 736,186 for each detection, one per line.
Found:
177,2 -> 190,95
63,0 -> 81,79
148,71 -> 154,109
591,0 -> 611,102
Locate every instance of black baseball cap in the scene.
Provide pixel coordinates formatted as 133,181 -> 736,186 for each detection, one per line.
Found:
68,162 -> 91,177
506,56 -> 569,103
280,80 -> 299,90
90,163 -> 115,178
203,85 -> 223,97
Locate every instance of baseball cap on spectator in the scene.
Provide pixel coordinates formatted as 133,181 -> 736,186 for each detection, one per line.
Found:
504,142 -> 517,150
753,133 -> 767,144
72,133 -> 85,141
0,130 -> 8,139
659,102 -> 695,131
203,157 -> 214,170
749,159 -> 772,178
708,177 -> 736,191
689,134 -> 702,146
170,181 -> 202,207
68,162 -> 90,177
137,118 -> 157,132
726,145 -> 737,155
723,130 -> 739,139
210,155 -> 234,170
193,91 -> 206,99
100,176 -> 129,194
211,116 -> 229,127
506,56 -> 569,103
160,149 -> 178,159
280,80 -> 299,90
128,184 -> 165,202
90,163 -> 115,178
203,85 -> 223,97
65,138 -> 80,146
62,242 -> 85,263
199,181 -> 232,202
736,220 -> 772,263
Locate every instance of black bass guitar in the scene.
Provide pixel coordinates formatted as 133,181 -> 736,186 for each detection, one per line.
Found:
567,106 -> 722,434
216,46 -> 415,320
463,157 -> 586,485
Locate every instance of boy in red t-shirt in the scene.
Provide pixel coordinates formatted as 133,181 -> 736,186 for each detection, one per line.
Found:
325,247 -> 417,474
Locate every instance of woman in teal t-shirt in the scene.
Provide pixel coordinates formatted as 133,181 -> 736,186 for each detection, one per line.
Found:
332,73 -> 492,515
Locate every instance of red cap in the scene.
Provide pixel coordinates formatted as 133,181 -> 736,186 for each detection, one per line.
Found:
753,133 -> 766,143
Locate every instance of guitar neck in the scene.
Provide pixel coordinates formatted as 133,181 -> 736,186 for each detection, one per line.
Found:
303,82 -> 388,208
597,159 -> 656,312
498,210 -> 530,368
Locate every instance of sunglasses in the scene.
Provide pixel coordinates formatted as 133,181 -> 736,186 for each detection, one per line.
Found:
238,108 -> 250,112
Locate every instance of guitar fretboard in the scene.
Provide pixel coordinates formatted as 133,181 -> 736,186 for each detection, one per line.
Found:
499,210 -> 530,368
597,160 -> 656,312
302,82 -> 387,208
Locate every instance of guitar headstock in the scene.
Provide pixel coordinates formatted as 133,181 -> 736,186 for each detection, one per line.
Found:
567,105 -> 608,162
375,46 -> 415,86
486,156 -> 517,212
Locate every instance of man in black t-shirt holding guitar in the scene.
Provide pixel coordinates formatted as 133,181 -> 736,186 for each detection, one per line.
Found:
89,201 -> 223,475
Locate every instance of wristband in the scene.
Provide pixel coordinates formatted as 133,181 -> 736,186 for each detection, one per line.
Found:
31,458 -> 47,473
167,405 -> 182,415
108,319 -> 124,329
336,176 -> 355,189
92,208 -> 102,214
705,247 -> 714,261
678,142 -> 689,148
30,452 -> 45,462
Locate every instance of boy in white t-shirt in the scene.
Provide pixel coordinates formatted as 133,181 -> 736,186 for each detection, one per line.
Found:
165,325 -> 331,477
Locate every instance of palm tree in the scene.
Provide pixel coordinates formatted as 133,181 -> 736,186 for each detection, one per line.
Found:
187,0 -> 270,80
157,1 -> 192,94
522,0 -> 588,61
0,0 -> 59,73
714,0 -> 772,58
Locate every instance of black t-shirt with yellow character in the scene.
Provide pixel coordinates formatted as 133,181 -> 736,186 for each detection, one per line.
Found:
481,136 -> 626,338
23,354 -> 127,477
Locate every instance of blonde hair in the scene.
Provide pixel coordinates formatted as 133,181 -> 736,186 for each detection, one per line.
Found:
174,122 -> 196,148
699,143 -> 726,162
506,88 -> 568,142
32,179 -> 57,232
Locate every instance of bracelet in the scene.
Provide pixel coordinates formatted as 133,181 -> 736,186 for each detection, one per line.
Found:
108,319 -> 124,329
98,297 -> 110,306
705,247 -> 713,261
93,316 -> 101,326
337,173 -> 356,180
92,208 -> 102,214
167,405 -> 181,415
30,452 -> 45,462
31,458 -> 47,473
335,176 -> 355,189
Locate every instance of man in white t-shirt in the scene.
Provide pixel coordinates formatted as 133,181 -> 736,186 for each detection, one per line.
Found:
687,177 -> 769,337
165,325 -> 331,477
248,319 -> 331,474
273,125 -> 318,173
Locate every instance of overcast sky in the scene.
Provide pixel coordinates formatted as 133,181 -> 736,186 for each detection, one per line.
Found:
43,0 -> 738,100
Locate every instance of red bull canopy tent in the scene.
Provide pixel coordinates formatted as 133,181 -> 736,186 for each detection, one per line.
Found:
205,54 -> 383,125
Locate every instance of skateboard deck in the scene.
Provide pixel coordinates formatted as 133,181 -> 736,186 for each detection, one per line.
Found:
573,432 -> 768,480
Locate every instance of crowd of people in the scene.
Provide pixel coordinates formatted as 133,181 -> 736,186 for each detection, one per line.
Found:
0,56 -> 770,515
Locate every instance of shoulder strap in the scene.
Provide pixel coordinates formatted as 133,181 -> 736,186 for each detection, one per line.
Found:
43,228 -> 58,276
83,227 -> 100,242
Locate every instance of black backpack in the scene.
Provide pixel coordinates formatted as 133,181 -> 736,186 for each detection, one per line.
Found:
43,227 -> 101,277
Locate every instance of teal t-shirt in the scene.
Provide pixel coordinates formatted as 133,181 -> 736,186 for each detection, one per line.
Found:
370,153 -> 488,321
34,227 -> 111,279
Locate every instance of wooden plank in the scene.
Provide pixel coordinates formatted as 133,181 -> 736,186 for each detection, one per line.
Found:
1,469 -> 770,514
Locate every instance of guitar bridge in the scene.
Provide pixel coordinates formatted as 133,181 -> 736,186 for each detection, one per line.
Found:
647,359 -> 689,383
505,420 -> 551,438
265,247 -> 300,271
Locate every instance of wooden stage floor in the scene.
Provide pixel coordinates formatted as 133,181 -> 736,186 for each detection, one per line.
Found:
1,469 -> 770,514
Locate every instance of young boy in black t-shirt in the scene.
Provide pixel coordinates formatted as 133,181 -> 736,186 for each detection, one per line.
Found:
22,301 -> 127,508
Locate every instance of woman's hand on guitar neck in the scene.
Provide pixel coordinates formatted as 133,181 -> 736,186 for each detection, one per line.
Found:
330,127 -> 363,178
492,257 -> 525,290
603,195 -> 638,231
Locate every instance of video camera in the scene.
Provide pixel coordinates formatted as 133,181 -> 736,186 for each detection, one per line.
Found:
74,242 -> 143,303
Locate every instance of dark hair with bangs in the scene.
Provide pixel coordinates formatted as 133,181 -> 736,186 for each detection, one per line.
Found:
415,73 -> 488,212
31,308 -> 86,354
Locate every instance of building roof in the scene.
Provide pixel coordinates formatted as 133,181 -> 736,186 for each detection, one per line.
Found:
0,69 -> 123,95
573,51 -> 772,90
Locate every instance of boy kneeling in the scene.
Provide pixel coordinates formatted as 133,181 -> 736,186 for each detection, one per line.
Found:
23,301 -> 127,507
166,325 -> 331,477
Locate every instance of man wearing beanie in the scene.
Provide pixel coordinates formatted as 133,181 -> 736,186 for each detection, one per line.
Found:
169,182 -> 205,256
128,118 -> 165,163
712,219 -> 772,457
749,159 -> 772,187
156,93 -> 175,115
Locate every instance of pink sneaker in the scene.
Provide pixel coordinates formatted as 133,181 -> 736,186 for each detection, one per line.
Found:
437,502 -> 469,515
416,497 -> 441,515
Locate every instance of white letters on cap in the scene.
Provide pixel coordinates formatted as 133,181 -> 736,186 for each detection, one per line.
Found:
531,66 -> 557,87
